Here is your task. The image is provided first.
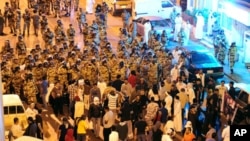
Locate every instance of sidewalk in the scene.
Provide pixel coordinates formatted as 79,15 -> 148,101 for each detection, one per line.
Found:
199,36 -> 250,83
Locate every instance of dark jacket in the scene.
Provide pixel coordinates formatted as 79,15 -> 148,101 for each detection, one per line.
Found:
88,103 -> 103,119
24,122 -> 37,137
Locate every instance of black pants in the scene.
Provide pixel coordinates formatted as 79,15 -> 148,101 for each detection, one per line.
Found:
103,127 -> 111,141
53,96 -> 64,116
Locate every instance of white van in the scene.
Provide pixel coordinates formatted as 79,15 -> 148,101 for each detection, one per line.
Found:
103,0 -> 132,16
3,94 -> 28,137
132,0 -> 181,19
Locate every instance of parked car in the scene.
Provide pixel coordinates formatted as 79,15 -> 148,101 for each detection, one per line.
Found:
134,16 -> 172,42
104,0 -> 132,16
174,46 -> 224,80
3,94 -> 28,139
131,0 -> 181,19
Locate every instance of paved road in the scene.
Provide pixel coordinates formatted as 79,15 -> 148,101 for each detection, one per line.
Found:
0,0 -> 247,141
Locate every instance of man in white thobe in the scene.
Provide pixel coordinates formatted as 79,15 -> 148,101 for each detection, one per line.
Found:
216,80 -> 228,112
195,12 -> 205,39
174,13 -> 182,41
164,91 -> 172,117
86,0 -> 95,14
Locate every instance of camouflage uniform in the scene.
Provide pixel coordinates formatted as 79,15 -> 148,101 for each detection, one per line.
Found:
16,36 -> 27,56
23,75 -> 38,103
74,0 -> 79,11
84,62 -> 98,84
40,15 -> 48,34
67,24 -> 75,44
7,9 -> 15,33
54,20 -> 66,44
44,0 -> 51,15
57,63 -> 68,86
47,64 -> 58,84
1,66 -> 13,94
54,0 -> 61,18
10,0 -> 17,9
44,28 -> 54,49
99,60 -> 110,83
14,10 -> 21,36
161,30 -> 168,47
32,64 -> 44,81
148,60 -> 160,87
31,11 -> 40,36
11,67 -> 23,95
64,0 -> 71,16
22,9 -> 31,36
121,10 -> 130,31
228,42 -> 237,74
218,42 -> 226,65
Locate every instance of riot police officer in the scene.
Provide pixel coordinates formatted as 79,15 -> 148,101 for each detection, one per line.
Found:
121,10 -> 131,31
45,28 -> 54,49
67,24 -> 75,45
40,14 -> 48,34
16,35 -> 27,55
22,9 -> 31,36
54,0 -> 61,18
31,10 -> 40,36
14,9 -> 21,36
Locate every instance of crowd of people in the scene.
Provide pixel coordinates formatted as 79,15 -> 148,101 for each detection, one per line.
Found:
0,0 -> 236,141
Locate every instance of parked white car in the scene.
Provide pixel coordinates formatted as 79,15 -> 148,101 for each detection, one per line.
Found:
134,16 -> 172,42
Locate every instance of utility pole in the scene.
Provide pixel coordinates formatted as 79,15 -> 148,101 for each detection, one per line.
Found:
0,65 -> 5,141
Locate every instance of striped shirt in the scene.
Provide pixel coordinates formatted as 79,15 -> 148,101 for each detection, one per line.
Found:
68,84 -> 78,102
108,94 -> 118,110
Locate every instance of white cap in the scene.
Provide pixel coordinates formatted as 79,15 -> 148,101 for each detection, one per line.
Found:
185,121 -> 192,128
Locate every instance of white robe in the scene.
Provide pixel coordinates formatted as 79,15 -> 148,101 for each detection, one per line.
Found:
195,15 -> 204,39
170,67 -> 180,82
97,81 -> 107,99
207,13 -> 216,35
185,86 -> 195,105
173,99 -> 182,132
174,16 -> 182,41
86,0 -> 95,14
216,85 -> 228,112
164,93 -> 173,116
